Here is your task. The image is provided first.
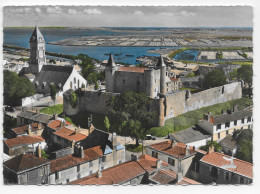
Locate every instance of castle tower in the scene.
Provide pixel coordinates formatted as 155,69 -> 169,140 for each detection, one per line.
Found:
105,54 -> 117,92
156,56 -> 166,94
29,25 -> 46,74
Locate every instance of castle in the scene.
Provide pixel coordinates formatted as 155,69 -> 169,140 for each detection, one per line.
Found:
63,53 -> 243,127
19,26 -> 87,95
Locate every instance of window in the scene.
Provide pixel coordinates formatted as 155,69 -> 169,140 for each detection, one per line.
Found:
218,133 -> 220,139
240,177 -> 245,184
152,151 -> 158,159
101,166 -> 104,170
226,131 -> 229,135
22,173 -> 27,183
225,122 -> 230,128
248,117 -> 252,122
77,165 -> 80,172
168,158 -> 175,166
234,120 -> 237,126
89,161 -> 93,167
57,136 -> 61,141
119,160 -> 122,164
42,84 -> 45,90
217,124 -> 221,130
74,78 -> 76,84
225,172 -> 230,181
66,179 -> 70,183
55,172 -> 59,180
242,118 -> 245,124
70,81 -> 72,89
102,156 -> 106,162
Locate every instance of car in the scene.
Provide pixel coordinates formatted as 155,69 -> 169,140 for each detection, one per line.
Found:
145,135 -> 156,140
5,106 -> 16,112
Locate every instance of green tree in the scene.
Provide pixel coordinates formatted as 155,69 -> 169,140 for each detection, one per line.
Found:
104,116 -> 110,133
232,129 -> 253,162
69,92 -> 78,108
229,69 -> 238,80
203,70 -> 227,89
107,91 -> 155,146
49,84 -> 57,106
199,141 -> 222,152
237,65 -> 253,98
3,114 -> 17,138
49,59 -> 56,64
4,70 -> 35,106
94,81 -> 99,90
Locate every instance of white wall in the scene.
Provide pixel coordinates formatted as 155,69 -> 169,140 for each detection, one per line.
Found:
186,137 -> 211,148
63,67 -> 87,92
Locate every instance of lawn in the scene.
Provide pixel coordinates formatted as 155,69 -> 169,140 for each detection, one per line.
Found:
148,98 -> 253,137
168,47 -> 191,58
39,104 -> 63,115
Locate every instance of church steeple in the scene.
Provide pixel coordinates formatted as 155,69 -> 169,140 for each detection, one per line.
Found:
156,55 -> 166,68
107,54 -> 116,67
29,25 -> 46,74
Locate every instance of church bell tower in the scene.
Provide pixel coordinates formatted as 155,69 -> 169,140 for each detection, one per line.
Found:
29,25 -> 46,74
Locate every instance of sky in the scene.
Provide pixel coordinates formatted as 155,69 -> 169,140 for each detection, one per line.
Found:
3,6 -> 253,27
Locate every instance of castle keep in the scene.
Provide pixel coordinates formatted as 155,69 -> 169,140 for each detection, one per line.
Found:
63,55 -> 242,127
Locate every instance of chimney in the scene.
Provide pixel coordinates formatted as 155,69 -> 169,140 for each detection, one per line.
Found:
60,120 -> 66,127
37,145 -> 42,158
72,140 -> 75,150
80,146 -> 85,158
28,124 -> 32,136
208,145 -> 214,154
185,145 -> 189,156
38,122 -> 42,129
53,113 -> 58,120
233,104 -> 238,112
156,159 -> 162,169
112,133 -> 118,165
97,170 -> 102,178
89,124 -> 95,134
176,172 -> 183,183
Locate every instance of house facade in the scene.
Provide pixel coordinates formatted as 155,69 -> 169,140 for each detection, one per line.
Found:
199,151 -> 253,184
198,108 -> 253,141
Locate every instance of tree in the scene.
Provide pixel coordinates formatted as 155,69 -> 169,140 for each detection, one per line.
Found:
4,70 -> 35,107
237,65 -> 253,98
232,128 -> 253,162
199,141 -> 222,152
94,81 -> 99,90
203,70 -> 227,89
229,69 -> 238,80
49,59 -> 56,64
69,91 -> 78,108
49,84 -> 57,106
104,116 -> 110,133
107,91 -> 155,146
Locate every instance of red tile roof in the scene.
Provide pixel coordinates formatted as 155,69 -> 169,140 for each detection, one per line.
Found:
137,154 -> 168,173
3,154 -> 49,172
4,135 -> 45,148
148,140 -> 197,159
170,77 -> 179,82
200,152 -> 253,179
117,66 -> 147,73
69,161 -> 146,185
12,123 -> 43,135
50,146 -> 103,173
54,127 -> 86,142
150,170 -> 200,185
47,120 -> 72,130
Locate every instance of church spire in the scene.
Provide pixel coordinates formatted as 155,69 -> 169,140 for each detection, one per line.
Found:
156,55 -> 166,67
30,25 -> 45,42
107,54 -> 116,67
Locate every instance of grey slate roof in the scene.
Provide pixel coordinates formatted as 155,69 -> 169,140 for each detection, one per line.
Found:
219,134 -> 237,150
33,65 -> 73,87
17,110 -> 53,124
212,110 -> 252,125
171,125 -> 211,144
30,26 -> 45,42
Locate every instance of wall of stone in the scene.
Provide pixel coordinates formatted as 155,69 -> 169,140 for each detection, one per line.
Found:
165,82 -> 242,121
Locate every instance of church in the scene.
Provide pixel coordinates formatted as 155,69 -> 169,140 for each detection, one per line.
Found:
19,26 -> 87,95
